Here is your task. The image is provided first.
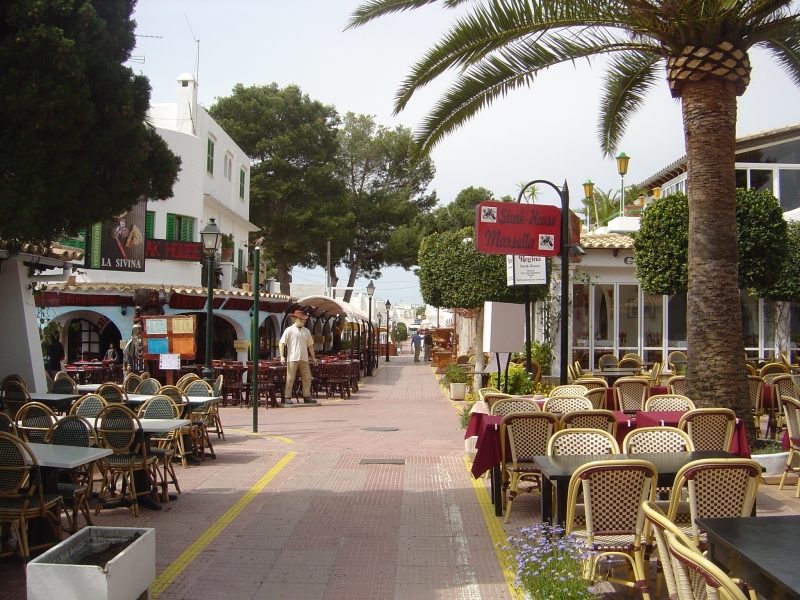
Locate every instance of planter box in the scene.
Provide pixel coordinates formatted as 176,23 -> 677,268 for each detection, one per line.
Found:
450,382 -> 467,401
28,526 -> 155,600
751,451 -> 790,477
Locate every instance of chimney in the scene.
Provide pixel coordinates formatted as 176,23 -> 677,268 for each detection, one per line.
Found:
176,73 -> 197,135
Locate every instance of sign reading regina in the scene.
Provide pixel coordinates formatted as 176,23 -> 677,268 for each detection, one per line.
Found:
474,201 -> 562,257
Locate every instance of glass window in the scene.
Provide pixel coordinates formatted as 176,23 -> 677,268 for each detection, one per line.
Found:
736,138 -> 800,164
735,169 -> 747,189
206,138 -> 215,174
667,294 -> 687,347
764,300 -> 776,354
643,349 -> 663,366
619,285 -> 638,350
594,285 -> 615,348
780,169 -> 800,211
166,213 -> 194,242
643,295 -> 663,348
572,283 -> 589,349
750,169 -> 773,193
239,168 -> 246,199
741,292 -> 759,348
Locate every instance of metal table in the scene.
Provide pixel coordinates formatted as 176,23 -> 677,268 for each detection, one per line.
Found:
28,393 -> 81,413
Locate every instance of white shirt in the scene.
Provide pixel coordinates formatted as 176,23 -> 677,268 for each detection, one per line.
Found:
280,325 -> 314,362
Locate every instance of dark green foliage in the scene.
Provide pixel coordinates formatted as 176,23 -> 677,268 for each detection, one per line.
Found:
759,221 -> 800,301
0,0 -> 180,247
393,321 -> 408,343
417,226 -> 548,309
635,190 -> 787,296
528,340 -> 553,376
421,186 -> 494,234
209,84 -> 347,291
440,362 -> 468,386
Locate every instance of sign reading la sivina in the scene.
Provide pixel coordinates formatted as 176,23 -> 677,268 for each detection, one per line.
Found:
474,201 -> 561,257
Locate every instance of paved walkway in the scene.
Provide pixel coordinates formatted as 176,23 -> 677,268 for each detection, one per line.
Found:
3,355 -> 799,599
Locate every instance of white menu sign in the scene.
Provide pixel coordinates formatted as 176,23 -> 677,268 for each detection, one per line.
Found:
506,255 -> 546,286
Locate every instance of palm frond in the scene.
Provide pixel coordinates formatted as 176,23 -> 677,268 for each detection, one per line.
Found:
762,38 -> 800,88
409,31 -> 659,154
347,0 -> 443,29
597,51 -> 661,158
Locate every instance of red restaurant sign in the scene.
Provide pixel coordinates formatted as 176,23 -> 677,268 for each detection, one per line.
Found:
474,201 -> 562,257
144,239 -> 202,262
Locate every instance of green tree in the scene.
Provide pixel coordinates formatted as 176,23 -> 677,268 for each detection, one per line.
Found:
0,0 -> 180,247
634,190 -> 787,296
393,321 -> 408,343
331,113 -> 436,302
209,84 -> 348,295
421,186 -> 494,234
418,226 -> 548,383
349,0 -> 800,428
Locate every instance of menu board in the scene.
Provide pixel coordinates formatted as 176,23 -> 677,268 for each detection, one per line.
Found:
141,315 -> 197,360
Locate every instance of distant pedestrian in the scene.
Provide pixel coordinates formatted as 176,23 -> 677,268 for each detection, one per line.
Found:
280,310 -> 318,404
411,332 -> 422,362
46,331 -> 65,378
423,331 -> 433,362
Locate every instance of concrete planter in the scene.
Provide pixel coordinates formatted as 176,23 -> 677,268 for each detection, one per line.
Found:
28,526 -> 155,600
449,382 -> 467,401
465,435 -> 478,463
751,451 -> 790,477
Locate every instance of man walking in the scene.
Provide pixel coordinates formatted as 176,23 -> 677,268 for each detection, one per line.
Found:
280,310 -> 318,404
411,331 -> 422,362
423,331 -> 433,362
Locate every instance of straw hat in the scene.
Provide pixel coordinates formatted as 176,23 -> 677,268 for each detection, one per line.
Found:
289,310 -> 309,320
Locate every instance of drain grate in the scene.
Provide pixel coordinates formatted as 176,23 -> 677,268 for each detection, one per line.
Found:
362,426 -> 399,432
359,458 -> 405,465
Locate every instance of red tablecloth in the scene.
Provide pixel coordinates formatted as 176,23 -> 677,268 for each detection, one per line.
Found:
637,411 -> 683,428
470,415 -> 504,478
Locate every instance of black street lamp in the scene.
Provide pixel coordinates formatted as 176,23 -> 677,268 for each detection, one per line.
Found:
200,217 -> 222,384
385,299 -> 391,363
366,280 -> 375,376
616,152 -> 630,216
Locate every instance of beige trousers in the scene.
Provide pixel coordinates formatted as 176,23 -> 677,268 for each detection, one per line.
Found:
285,360 -> 312,399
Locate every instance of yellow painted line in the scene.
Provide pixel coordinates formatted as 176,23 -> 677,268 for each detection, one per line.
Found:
152,451 -> 297,597
226,428 -> 295,444
464,456 -> 522,600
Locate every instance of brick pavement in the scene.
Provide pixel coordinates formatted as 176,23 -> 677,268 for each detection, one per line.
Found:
2,355 -> 797,599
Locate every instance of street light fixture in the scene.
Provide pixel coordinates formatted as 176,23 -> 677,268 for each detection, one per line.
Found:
385,300 -> 391,363
583,179 -> 598,229
200,217 -> 222,383
366,280 -> 375,376
616,152 -> 630,216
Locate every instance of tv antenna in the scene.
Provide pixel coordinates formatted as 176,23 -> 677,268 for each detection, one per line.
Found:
185,15 -> 200,86
130,33 -> 161,64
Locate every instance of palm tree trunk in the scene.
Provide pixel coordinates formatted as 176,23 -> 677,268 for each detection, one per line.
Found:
682,79 -> 754,441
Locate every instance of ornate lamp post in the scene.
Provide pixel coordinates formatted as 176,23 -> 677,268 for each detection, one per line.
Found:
366,280 -> 375,376
616,152 -> 630,216
583,179 -> 597,229
385,299 -> 391,363
377,312 -> 382,364
200,217 -> 222,384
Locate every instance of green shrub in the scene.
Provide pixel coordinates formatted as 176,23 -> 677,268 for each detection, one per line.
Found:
440,362 -> 468,386
489,363 -> 536,395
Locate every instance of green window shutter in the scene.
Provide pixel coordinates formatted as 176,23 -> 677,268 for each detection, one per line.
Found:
166,213 -> 176,240
145,212 -> 155,240
60,229 -> 86,250
239,169 -> 245,199
180,217 -> 194,242
207,138 -> 214,174
237,248 -> 243,271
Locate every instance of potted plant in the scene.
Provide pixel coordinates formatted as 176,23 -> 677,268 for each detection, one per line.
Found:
750,438 -> 791,478
220,233 -> 234,262
27,526 -> 155,600
441,362 -> 468,400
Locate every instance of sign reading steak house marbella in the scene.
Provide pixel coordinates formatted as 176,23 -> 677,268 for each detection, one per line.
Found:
474,201 -> 562,257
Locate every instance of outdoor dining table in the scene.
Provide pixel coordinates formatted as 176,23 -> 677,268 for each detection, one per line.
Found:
603,384 -> 668,410
636,410 -> 751,457
536,450 -> 736,528
698,515 -> 800,600
28,392 -> 81,414
76,383 -> 102,394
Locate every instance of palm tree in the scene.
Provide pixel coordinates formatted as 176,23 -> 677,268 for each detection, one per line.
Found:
349,1 -> 800,432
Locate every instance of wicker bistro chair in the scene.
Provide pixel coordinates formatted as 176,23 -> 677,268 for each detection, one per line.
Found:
613,377 -> 650,413
667,533 -> 749,600
542,395 -> 593,414
16,402 -> 57,443
176,373 -> 200,390
499,411 -> 559,524
678,408 -> 736,452
489,398 -> 539,416
45,372 -> 54,392
760,361 -> 789,377
0,374 -> 27,390
547,428 -> 620,455
565,459 -> 657,600
123,373 -> 142,393
577,377 -> 608,391
483,393 -> 515,412
0,413 -> 18,437
70,393 -> 108,419
96,383 -> 128,404
745,362 -> 757,376
94,404 -> 158,517
186,380 -> 224,440
133,378 -> 160,395
622,353 -> 643,363
477,387 -> 502,401
0,432 -> 64,562
666,375 -> 687,396
50,375 -> 77,395
666,458 -> 761,549
574,361 -> 593,378
641,500 -> 697,600
767,373 -> 797,438
583,387 -> 607,410
598,354 -> 619,371
747,375 -> 766,435
567,364 -> 579,383
156,386 -> 197,466
560,409 -> 617,436
1,381 -> 30,418
45,415 -> 98,533
550,384 -> 589,397
623,427 -> 694,454
618,358 -> 642,371
643,394 -> 695,412
138,395 -> 181,502
779,396 -> 800,496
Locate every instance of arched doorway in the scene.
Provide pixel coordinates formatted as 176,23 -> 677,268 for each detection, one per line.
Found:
193,314 -> 239,364
257,315 -> 279,360
99,321 -> 123,364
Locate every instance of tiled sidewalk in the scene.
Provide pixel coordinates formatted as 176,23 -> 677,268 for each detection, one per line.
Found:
2,356 -> 798,599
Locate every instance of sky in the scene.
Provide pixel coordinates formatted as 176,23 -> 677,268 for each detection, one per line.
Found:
131,0 -> 800,306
